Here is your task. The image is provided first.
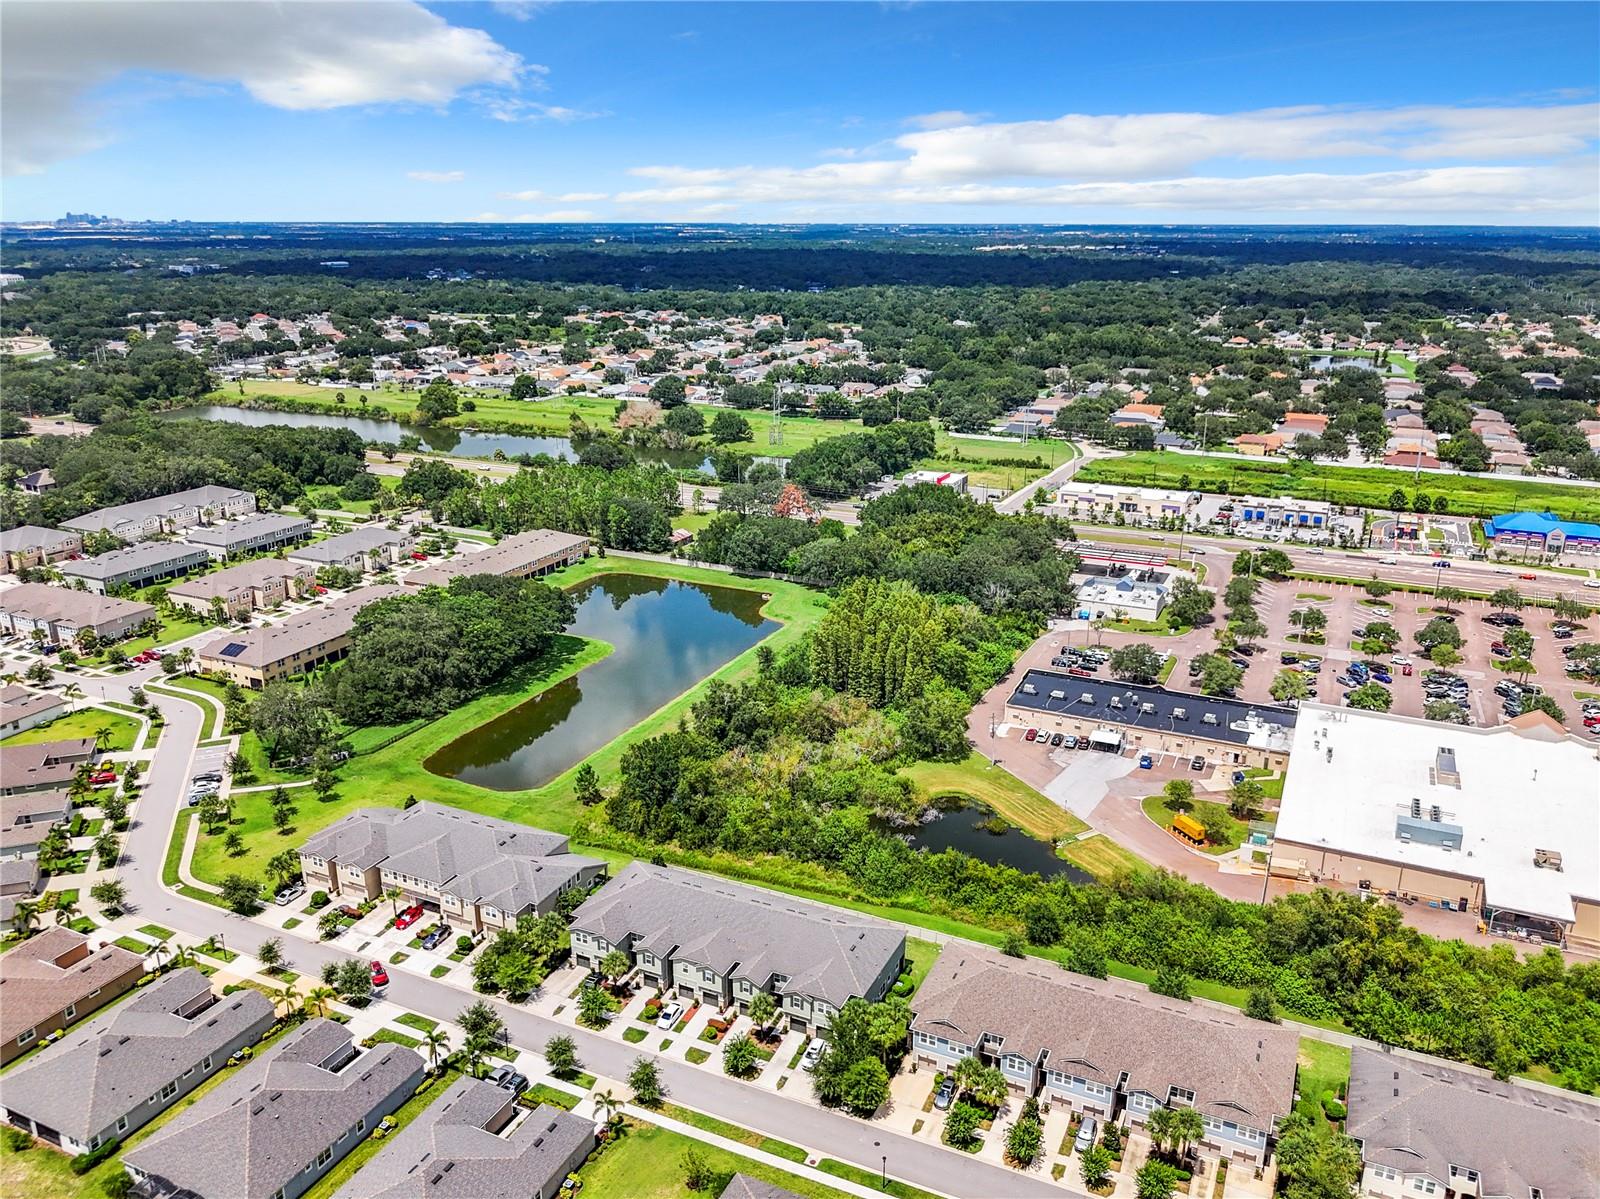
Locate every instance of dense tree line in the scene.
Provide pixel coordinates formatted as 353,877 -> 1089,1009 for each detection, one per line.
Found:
3,338 -> 213,418
328,574 -> 575,725
693,482 -> 1076,619
0,415 -> 366,530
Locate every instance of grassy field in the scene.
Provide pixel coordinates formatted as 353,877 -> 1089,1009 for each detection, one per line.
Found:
1,707 -> 142,753
1079,451 -> 1600,521
187,558 -> 825,886
576,1119 -> 857,1199
900,753 -> 1086,842
1058,834 -> 1150,878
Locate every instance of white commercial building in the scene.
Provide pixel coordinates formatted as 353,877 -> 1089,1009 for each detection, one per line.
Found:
1073,571 -> 1170,621
1051,482 -> 1198,525
1273,704 -> 1600,950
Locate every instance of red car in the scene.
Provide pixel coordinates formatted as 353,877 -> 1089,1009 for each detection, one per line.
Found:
410,551 -> 429,560
89,769 -> 117,785
1519,573 -> 1537,580
394,903 -> 425,930
370,960 -> 389,986
313,585 -> 328,594
1024,728 -> 1038,742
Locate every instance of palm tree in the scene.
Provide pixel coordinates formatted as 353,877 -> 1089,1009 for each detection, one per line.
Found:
11,900 -> 40,936
305,986 -> 337,1018
592,1089 -> 622,1129
93,725 -> 113,753
273,984 -> 299,1018
62,683 -> 83,700
54,899 -> 80,927
422,1027 -> 450,1070
149,942 -> 171,971
385,885 -> 403,917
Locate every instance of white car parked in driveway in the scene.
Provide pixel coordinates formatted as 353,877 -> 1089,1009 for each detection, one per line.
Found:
656,1001 -> 684,1030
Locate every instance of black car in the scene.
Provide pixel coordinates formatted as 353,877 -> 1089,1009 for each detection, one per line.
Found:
420,924 -> 452,950
1049,732 -> 1064,747
1279,653 -> 1299,665
487,1065 -> 529,1095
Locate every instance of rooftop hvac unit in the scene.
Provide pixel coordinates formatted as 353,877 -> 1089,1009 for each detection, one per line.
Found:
1172,707 -> 1188,720
1202,712 -> 1218,725
1109,696 -> 1124,709
1080,692 -> 1094,703
1050,689 -> 1066,700
1534,849 -> 1564,872
1140,702 -> 1157,714
1430,805 -> 1441,823
1022,683 -> 1037,695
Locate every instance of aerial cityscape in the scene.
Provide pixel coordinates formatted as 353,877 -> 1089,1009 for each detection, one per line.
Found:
1,3 -> 1598,1199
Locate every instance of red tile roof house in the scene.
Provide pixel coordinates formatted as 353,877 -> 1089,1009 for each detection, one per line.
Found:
0,928 -> 145,1065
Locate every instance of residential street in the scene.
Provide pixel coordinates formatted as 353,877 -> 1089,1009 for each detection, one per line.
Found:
101,671 -> 1072,1199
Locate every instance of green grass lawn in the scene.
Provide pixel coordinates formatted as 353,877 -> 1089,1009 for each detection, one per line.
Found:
186,558 -> 825,888
901,937 -> 941,997
137,923 -> 174,941
656,1101 -> 807,1161
1080,451 -> 1600,521
816,1157 -> 946,1199
209,380 -> 622,437
900,753 -> 1086,842
1059,834 -> 1149,878
91,613 -> 215,663
1139,793 -> 1247,855
1,708 -> 142,753
394,1012 -> 438,1033
1295,1038 -> 1352,1137
577,1119 -> 854,1199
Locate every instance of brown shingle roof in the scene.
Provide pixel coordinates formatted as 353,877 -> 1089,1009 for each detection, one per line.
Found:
0,928 -> 145,1045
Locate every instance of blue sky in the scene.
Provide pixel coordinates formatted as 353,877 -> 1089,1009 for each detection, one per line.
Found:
3,1 -> 1597,224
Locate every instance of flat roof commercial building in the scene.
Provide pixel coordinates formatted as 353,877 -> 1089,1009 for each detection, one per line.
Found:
910,945 -> 1299,1165
403,528 -> 589,588
62,485 -> 255,542
301,802 -> 605,934
570,862 -> 905,1033
195,585 -> 403,688
0,968 -> 275,1155
329,1077 -> 596,1199
0,526 -> 82,573
288,526 -> 415,573
1345,1047 -> 1599,1199
0,928 -> 146,1065
1051,481 -> 1198,524
0,684 -> 68,737
57,541 -> 210,594
0,583 -> 156,645
1483,510 -> 1600,555
1274,704 -> 1600,949
167,558 -> 317,619
1074,571 -> 1170,622
182,513 -> 312,560
1004,672 -> 1298,771
123,1018 -> 424,1199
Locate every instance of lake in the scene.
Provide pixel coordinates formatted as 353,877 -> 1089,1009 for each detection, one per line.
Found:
159,405 -> 715,473
1300,355 -> 1407,377
880,801 -> 1093,883
425,573 -> 777,791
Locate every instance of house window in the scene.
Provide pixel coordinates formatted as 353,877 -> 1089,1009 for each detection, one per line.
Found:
64,1004 -> 77,1021
1450,1167 -> 1480,1184
117,1116 -> 129,1133
1411,1181 -> 1438,1195
1167,1086 -> 1196,1107
160,1080 -> 179,1100
316,1145 -> 334,1168
16,1029 -> 34,1047
203,1055 -> 213,1071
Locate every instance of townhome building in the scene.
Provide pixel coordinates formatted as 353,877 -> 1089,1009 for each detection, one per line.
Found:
0,968 -> 275,1154
0,790 -> 71,858
168,558 -> 317,619
329,1077 -> 596,1199
568,862 -> 905,1033
196,585 -> 403,688
0,857 -> 43,928
288,526 -> 415,573
909,946 -> 1298,1166
182,513 -> 313,560
402,529 -> 589,588
0,684 -> 68,736
1345,1047 -> 1599,1199
0,526 -> 83,573
0,928 -> 146,1065
57,541 -> 211,594
122,1019 -> 425,1199
62,486 -> 255,542
0,584 -> 156,646
0,738 -> 97,797
299,803 -> 605,934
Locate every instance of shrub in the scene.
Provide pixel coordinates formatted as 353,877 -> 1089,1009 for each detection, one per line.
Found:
455,935 -> 475,954
4,1127 -> 33,1151
70,1139 -> 122,1174
1321,1094 -> 1347,1120
309,890 -> 330,909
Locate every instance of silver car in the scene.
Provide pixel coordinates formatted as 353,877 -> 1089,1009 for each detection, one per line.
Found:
1074,1115 -> 1098,1154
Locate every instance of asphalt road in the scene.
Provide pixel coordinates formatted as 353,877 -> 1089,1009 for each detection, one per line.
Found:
101,672 -> 1069,1199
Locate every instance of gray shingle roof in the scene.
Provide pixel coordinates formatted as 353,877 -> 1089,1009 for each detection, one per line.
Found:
0,684 -> 66,728
1346,1048 -> 1600,1198
1007,671 -> 1298,751
300,803 -> 596,915
329,1077 -> 595,1199
289,526 -> 411,564
570,862 -> 905,1009
0,526 -> 79,555
62,486 -> 251,535
0,968 -> 275,1141
196,585 -> 404,671
719,1175 -> 806,1199
911,945 -> 1299,1128
0,583 -> 156,629
124,1018 -> 424,1199
182,513 -> 312,550
58,541 -> 209,583
403,529 -> 588,589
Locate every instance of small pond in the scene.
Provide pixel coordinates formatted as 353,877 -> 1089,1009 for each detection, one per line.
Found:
424,573 -> 776,791
878,801 -> 1093,883
159,405 -> 714,473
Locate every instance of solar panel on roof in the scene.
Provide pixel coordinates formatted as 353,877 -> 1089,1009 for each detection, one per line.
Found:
219,643 -> 248,658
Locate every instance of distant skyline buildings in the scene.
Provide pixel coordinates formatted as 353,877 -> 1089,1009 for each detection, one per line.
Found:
1,1 -> 1596,225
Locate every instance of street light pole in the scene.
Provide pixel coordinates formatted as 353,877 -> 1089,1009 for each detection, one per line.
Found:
873,1141 -> 887,1191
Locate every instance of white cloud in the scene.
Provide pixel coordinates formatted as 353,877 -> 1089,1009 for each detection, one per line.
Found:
484,99 -> 609,123
1,1 -> 523,175
490,1 -> 550,20
407,170 -> 465,183
613,102 -> 1598,220
556,191 -> 609,202
497,189 -> 545,201
472,209 -> 603,222
903,110 -> 987,131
